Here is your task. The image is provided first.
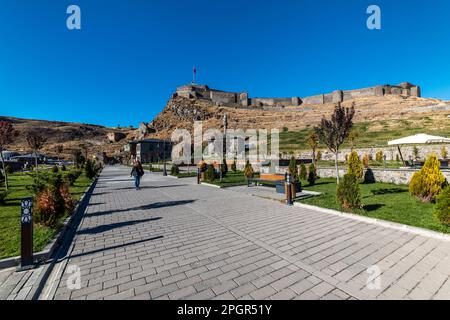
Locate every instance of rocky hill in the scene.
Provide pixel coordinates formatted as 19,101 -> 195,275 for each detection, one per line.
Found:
146,93 -> 450,152
0,116 -> 135,159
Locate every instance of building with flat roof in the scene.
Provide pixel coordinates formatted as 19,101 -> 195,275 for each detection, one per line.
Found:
126,139 -> 172,164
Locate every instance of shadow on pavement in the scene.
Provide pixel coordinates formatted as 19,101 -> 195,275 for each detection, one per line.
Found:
65,235 -> 164,261
86,200 -> 196,217
77,217 -> 162,235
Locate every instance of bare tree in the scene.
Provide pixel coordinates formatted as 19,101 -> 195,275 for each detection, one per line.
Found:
0,121 -> 16,189
26,132 -> 47,179
314,102 -> 355,184
306,132 -> 319,166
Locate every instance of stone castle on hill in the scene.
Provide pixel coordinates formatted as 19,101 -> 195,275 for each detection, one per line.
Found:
175,82 -> 421,108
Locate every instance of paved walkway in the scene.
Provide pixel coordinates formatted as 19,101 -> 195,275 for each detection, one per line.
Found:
43,166 -> 450,300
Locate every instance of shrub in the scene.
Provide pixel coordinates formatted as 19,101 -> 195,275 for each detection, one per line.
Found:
85,159 -> 96,179
307,164 -> 317,186
362,154 -> 370,168
35,187 -> 65,227
395,154 -> 400,162
198,161 -> 207,172
0,190 -> 9,204
61,164 -> 67,171
409,154 -> 447,202
204,165 -> 216,182
60,183 -> 75,214
442,146 -> 448,160
170,164 -> 180,176
337,173 -> 362,211
375,151 -> 384,163
52,165 -> 59,173
5,165 -> 13,174
299,164 -> 307,180
64,170 -> 81,186
347,151 -> 363,180
288,156 -> 299,182
243,160 -> 254,180
0,170 -> 4,182
434,186 -> 450,226
231,160 -> 237,173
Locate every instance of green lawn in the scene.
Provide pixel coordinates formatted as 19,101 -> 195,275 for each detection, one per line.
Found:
279,118 -> 450,153
298,178 -> 450,234
0,169 -> 92,260
208,171 -> 260,188
171,172 -> 197,178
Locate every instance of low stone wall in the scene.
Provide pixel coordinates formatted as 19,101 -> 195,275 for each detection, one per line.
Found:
316,167 -> 450,185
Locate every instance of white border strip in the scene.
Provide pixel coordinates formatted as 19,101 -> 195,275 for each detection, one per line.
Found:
294,202 -> 450,241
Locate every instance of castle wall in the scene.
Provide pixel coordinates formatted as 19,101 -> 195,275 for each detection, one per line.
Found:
209,91 -> 237,104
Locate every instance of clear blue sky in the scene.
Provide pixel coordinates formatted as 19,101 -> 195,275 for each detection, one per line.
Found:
1,0 -> 450,127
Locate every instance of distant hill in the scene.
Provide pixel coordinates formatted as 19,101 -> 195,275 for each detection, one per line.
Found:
0,116 -> 135,159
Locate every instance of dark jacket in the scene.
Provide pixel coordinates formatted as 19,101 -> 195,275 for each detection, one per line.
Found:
131,165 -> 144,177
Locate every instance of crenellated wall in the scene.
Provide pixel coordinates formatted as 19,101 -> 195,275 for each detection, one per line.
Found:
175,82 -> 421,108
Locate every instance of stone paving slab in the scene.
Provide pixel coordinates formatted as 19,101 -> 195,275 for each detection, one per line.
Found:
40,166 -> 450,300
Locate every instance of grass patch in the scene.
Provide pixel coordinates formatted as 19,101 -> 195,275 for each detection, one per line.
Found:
0,169 -> 92,260
208,171 -> 260,188
298,178 -> 450,234
171,172 -> 197,178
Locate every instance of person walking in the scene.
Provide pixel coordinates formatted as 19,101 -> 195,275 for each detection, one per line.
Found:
130,160 -> 144,190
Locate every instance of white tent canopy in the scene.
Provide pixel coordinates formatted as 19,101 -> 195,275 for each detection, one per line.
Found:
388,133 -> 450,146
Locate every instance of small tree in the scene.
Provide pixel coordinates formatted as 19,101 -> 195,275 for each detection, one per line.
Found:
337,173 -> 362,211
441,146 -> 448,160
409,154 -> 447,202
205,165 -> 215,182
299,164 -> 307,180
0,121 -> 16,189
221,158 -> 228,177
26,131 -> 47,181
375,151 -> 384,163
434,185 -> 450,226
243,160 -> 254,186
306,133 -> 319,166
348,151 -> 363,180
231,159 -> 237,172
314,102 -> 355,184
170,164 -> 180,176
288,156 -> 299,182
395,154 -> 400,162
307,163 -> 317,186
362,154 -> 370,168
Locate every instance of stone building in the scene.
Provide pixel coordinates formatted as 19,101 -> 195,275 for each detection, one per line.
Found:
125,139 -> 172,164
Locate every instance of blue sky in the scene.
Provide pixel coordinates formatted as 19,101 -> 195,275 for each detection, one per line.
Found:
1,0 -> 450,127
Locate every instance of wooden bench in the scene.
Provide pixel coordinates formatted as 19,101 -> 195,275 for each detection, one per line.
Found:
252,173 -> 302,195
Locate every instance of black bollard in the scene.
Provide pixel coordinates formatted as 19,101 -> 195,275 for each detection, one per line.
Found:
18,197 -> 34,271
197,168 -> 201,184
